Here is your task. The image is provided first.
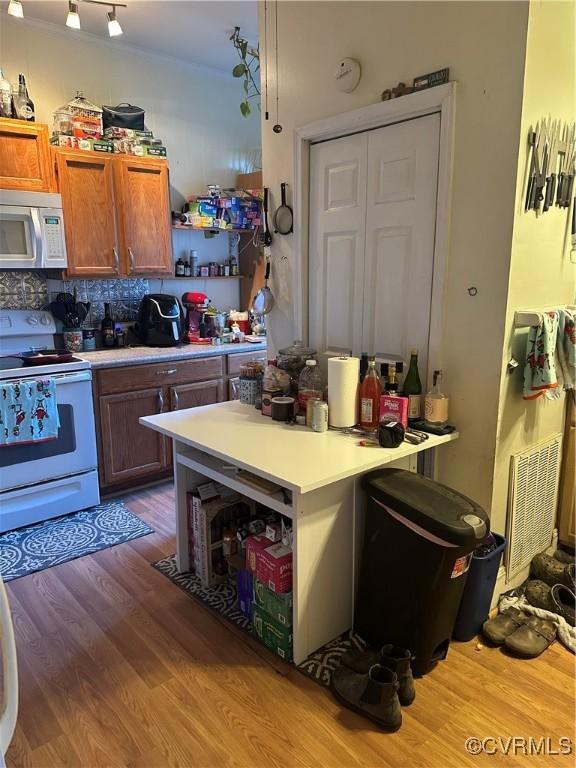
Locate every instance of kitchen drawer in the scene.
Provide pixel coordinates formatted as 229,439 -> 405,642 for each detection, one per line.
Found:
96,356 -> 225,395
227,350 -> 267,376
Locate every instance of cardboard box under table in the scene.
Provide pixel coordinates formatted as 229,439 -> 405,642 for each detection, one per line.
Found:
252,604 -> 293,661
254,579 -> 293,627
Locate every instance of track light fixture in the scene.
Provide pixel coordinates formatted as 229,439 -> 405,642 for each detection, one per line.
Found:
66,0 -> 81,29
7,0 -> 24,18
106,7 -> 122,36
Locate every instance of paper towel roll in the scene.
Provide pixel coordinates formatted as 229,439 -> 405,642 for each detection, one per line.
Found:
328,356 -> 359,428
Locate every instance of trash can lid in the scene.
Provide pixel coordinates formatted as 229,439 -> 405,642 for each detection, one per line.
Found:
362,468 -> 489,547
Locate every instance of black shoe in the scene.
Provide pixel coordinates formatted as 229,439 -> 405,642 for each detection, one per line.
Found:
341,644 -> 415,706
551,583 -> 576,626
331,664 -> 402,732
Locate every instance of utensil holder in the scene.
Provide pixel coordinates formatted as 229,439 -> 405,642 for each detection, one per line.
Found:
63,329 -> 83,352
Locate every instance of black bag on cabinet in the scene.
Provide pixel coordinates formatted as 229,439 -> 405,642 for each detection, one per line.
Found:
102,103 -> 145,130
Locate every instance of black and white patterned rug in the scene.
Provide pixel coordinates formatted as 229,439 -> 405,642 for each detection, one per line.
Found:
0,501 -> 153,581
153,553 -> 366,688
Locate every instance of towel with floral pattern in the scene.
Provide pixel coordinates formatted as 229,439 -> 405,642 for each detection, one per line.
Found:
523,311 -> 560,400
556,309 -> 576,390
0,378 -> 60,446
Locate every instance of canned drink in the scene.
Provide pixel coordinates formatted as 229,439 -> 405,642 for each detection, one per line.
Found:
306,397 -> 321,427
312,400 -> 329,432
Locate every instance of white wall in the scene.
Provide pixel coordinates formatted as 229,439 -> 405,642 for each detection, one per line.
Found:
1,14 -> 261,309
259,0 -> 529,516
490,0 -> 576,536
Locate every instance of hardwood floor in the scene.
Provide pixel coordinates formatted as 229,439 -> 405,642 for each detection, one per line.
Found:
6,483 -> 575,768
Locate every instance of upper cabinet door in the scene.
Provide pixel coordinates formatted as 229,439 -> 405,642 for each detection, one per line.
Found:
0,118 -> 54,192
56,150 -> 120,277
308,132 -> 368,364
114,157 -> 173,276
364,114 -> 440,380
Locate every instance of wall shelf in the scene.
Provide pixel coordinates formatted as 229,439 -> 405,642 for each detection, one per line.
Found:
172,224 -> 257,235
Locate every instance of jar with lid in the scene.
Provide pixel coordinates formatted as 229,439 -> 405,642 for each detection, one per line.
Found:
277,340 -> 317,395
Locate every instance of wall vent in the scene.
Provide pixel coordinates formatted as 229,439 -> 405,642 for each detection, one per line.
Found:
506,433 -> 563,579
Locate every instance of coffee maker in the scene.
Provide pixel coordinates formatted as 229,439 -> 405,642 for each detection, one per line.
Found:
182,291 -> 209,343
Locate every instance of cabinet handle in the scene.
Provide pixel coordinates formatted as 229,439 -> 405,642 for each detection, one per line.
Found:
128,247 -> 135,273
156,368 -> 177,375
112,247 -> 120,273
173,390 -> 180,410
158,390 -> 164,413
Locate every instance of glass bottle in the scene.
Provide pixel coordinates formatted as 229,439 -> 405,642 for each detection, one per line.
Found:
0,68 -> 12,118
359,356 -> 382,430
175,256 -> 185,277
385,363 -> 399,395
183,258 -> 191,278
403,349 -> 422,422
359,352 -> 369,383
424,370 -> 449,426
14,73 -> 34,121
101,303 -> 115,348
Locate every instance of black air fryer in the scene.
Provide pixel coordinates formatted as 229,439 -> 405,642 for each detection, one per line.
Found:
135,294 -> 184,346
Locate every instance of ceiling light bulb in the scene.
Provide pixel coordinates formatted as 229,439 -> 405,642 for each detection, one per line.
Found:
66,1 -> 81,29
7,0 -> 24,18
107,9 -> 122,37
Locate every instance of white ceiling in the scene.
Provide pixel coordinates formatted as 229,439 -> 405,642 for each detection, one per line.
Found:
15,0 -> 259,73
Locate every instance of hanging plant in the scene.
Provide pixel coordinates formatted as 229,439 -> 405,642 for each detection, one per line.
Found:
230,26 -> 260,117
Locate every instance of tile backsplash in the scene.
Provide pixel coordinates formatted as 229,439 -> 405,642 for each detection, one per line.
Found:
0,271 -> 48,310
49,278 -> 150,323
0,271 -> 149,324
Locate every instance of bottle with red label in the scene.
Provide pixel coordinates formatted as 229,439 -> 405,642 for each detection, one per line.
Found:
297,359 -> 324,414
359,356 -> 382,430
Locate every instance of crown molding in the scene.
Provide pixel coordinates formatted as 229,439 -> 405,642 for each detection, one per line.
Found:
1,12 -> 234,81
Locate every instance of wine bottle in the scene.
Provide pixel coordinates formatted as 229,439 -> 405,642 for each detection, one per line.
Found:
0,69 -> 12,118
101,302 -> 115,348
359,352 -> 368,383
359,356 -> 382,430
424,369 -> 449,426
14,73 -> 34,121
403,349 -> 422,422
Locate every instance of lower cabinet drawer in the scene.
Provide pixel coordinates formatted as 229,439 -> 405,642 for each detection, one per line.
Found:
96,356 -> 225,395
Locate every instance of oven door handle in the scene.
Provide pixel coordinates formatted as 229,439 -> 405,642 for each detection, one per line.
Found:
30,207 -> 43,266
51,371 -> 92,384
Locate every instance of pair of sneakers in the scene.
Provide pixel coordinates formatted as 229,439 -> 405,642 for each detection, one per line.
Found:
330,644 -> 415,732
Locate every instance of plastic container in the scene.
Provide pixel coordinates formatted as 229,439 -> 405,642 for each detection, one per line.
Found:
297,359 -> 323,415
277,340 -> 316,394
355,468 -> 488,676
452,533 -> 507,641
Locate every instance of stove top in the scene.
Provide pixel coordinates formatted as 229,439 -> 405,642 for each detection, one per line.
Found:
0,309 -> 91,380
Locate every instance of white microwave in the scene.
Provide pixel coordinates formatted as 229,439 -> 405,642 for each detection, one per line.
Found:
0,189 -> 67,269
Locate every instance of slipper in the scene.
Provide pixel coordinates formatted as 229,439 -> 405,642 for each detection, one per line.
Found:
550,584 -> 576,627
482,608 -> 531,645
531,553 -> 572,588
504,616 -> 557,658
525,579 -> 556,611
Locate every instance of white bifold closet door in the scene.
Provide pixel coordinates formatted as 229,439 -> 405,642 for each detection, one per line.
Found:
309,113 -> 440,379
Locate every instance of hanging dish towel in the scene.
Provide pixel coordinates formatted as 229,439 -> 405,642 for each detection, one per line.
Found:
0,378 -> 60,446
556,309 -> 576,391
523,311 -> 560,400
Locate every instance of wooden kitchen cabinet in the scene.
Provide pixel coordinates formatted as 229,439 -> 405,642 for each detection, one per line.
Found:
55,151 -> 120,277
0,118 -> 54,192
114,156 -> 173,276
169,379 -> 225,411
54,150 -> 172,278
98,387 -> 169,487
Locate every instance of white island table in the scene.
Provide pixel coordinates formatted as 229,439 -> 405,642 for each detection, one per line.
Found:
141,400 -> 458,664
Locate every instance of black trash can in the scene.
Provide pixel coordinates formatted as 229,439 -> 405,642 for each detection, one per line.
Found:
354,469 -> 488,676
452,533 -> 507,641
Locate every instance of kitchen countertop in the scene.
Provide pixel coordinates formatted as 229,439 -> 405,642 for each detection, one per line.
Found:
79,341 -> 267,369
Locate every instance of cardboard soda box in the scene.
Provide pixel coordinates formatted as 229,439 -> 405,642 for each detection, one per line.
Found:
256,543 -> 293,594
252,604 -> 293,660
245,534 -> 273,574
236,568 -> 253,619
379,394 -> 409,429
254,579 -> 293,627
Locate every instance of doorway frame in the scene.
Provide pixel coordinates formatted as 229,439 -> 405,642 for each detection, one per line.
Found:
293,82 -> 456,378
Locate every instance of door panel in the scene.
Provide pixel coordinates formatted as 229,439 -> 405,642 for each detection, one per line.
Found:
170,379 -> 225,411
309,133 -> 368,364
98,388 -> 167,486
115,157 -> 172,276
364,114 -> 440,380
0,119 -> 54,192
56,151 -> 119,277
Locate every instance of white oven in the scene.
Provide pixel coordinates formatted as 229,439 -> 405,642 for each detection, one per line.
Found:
0,189 -> 67,269
0,369 -> 99,532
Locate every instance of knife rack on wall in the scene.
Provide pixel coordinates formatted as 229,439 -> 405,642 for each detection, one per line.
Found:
525,118 -> 575,214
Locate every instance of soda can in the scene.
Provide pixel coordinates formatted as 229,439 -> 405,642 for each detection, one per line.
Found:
312,400 -> 329,432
